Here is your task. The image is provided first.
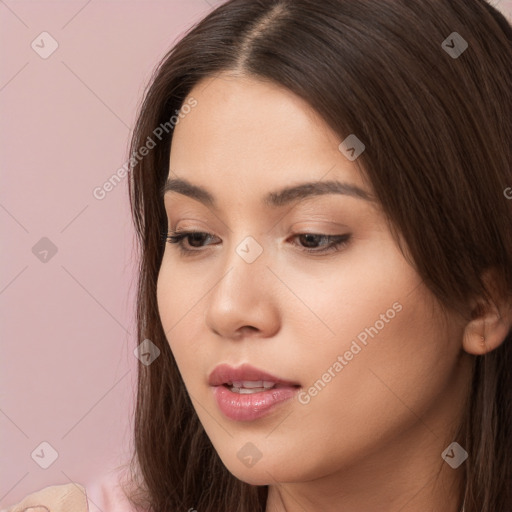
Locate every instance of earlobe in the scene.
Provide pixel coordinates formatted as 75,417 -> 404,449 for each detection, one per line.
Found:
462,297 -> 512,356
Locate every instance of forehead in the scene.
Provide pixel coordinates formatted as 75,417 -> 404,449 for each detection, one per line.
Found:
167,72 -> 369,205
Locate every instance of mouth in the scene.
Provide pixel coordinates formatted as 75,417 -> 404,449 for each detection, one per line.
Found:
222,380 -> 295,394
208,363 -> 300,389
208,364 -> 301,421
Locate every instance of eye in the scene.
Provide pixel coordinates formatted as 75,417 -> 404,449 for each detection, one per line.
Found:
290,233 -> 351,254
163,229 -> 351,257
164,230 -> 219,256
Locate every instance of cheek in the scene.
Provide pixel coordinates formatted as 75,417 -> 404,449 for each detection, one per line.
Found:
278,236 -> 419,353
292,244 -> 452,408
156,261 -> 203,366
284,300 -> 453,479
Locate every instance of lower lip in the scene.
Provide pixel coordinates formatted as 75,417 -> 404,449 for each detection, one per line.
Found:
212,385 -> 299,421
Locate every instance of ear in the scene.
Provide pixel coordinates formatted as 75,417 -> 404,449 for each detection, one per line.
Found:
462,271 -> 512,356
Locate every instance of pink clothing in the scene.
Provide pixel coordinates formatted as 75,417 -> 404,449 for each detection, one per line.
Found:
85,470 -> 137,512
1,471 -> 140,512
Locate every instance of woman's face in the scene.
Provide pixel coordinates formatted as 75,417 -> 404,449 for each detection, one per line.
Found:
157,72 -> 469,491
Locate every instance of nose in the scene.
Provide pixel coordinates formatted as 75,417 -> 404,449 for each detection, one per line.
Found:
203,238 -> 281,341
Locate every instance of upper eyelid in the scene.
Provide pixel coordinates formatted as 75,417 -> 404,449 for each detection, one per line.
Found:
168,230 -> 350,243
166,231 -> 351,257
169,229 -> 347,236
167,214 -> 351,230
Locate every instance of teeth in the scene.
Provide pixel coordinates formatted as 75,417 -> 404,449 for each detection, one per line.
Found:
228,380 -> 276,393
231,380 -> 275,389
230,387 -> 268,394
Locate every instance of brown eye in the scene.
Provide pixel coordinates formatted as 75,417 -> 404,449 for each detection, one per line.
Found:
165,231 -> 219,255
292,233 -> 351,254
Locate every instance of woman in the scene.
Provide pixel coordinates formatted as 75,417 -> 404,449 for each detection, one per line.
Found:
4,0 -> 511,511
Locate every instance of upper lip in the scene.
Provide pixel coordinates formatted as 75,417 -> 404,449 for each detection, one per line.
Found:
208,363 -> 300,387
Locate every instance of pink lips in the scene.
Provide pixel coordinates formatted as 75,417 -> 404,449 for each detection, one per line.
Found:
209,363 -> 300,422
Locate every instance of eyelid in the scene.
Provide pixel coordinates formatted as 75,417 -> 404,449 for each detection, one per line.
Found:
164,229 -> 351,257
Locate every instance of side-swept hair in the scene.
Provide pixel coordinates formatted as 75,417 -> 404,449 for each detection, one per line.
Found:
124,1 -> 512,510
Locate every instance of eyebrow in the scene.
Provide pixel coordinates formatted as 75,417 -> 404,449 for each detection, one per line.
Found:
161,177 -> 373,208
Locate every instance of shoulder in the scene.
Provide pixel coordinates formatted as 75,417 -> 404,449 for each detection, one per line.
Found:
85,469 -> 141,512
1,482 -> 88,511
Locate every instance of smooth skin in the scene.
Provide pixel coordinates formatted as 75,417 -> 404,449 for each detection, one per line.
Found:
156,72 -> 511,512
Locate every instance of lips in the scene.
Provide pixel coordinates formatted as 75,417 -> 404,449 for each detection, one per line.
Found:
208,363 -> 300,388
209,364 -> 300,421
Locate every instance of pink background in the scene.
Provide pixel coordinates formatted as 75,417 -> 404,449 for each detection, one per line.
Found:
1,0 -> 511,507
0,0 -> 224,506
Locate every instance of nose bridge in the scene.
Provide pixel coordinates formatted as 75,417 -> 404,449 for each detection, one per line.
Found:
204,230 -> 279,337
215,232 -> 269,299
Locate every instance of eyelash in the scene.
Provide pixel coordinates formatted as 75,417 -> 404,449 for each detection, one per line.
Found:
162,230 -> 351,256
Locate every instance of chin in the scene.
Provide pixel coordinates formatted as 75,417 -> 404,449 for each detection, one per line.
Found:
220,453 -> 306,486
232,469 -> 275,486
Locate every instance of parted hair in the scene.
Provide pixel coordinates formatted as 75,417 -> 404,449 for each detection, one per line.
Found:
122,1 -> 512,510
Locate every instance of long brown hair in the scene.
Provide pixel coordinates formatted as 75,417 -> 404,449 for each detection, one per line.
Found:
123,1 -> 512,510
